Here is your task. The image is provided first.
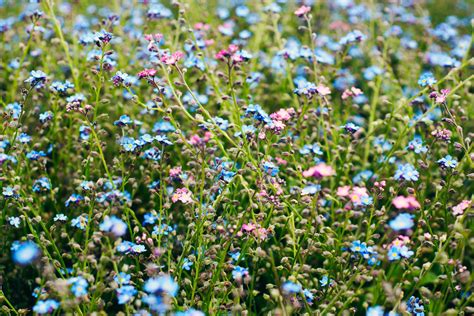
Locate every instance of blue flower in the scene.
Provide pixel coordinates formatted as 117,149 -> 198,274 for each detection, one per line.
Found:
301,184 -> 321,195
50,80 -> 74,94
245,104 -> 272,124
155,135 -> 173,145
232,266 -> 249,280
12,241 -> 40,265
389,213 -> 414,231
117,241 -> 147,255
183,258 -> 193,271
26,150 -> 46,160
407,296 -> 425,316
67,276 -> 89,297
320,275 -> 330,287
8,216 -> 20,228
152,224 -> 175,236
407,138 -> 428,154
293,80 -> 317,97
79,125 -> 91,140
175,308 -> 206,316
18,133 -> 31,143
33,299 -> 59,314
144,275 -> 178,297
373,136 -> 392,152
350,240 -> 368,253
342,122 -> 360,134
71,215 -> 88,230
100,216 -> 128,237
39,111 -> 53,123
148,180 -> 161,190
32,177 -> 51,192
114,272 -> 131,285
388,245 -> 401,261
54,213 -> 67,222
3,186 -> 19,199
65,193 -> 83,207
363,66 -> 383,81
339,30 -> 366,45
235,124 -> 257,137
153,120 -> 175,133
80,180 -> 94,191
111,71 -> 134,87
418,72 -> 437,87
353,170 -> 374,184
114,115 -> 133,126
147,4 -> 173,19
24,70 -> 47,87
394,163 -> 419,181
300,144 -> 323,156
437,155 -> 458,169
263,161 -> 279,176
366,306 -> 384,316
143,148 -> 162,161
6,102 -> 22,119
218,170 -> 236,183
143,213 -> 158,225
360,195 -> 373,206
399,245 -> 414,259
303,289 -> 314,304
229,251 -> 241,262
93,29 -> 113,46
282,281 -> 302,294
116,285 -> 137,304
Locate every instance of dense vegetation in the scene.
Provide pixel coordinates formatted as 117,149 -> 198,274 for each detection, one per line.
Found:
0,0 -> 473,315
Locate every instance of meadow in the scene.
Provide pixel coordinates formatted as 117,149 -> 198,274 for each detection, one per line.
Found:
0,0 -> 473,315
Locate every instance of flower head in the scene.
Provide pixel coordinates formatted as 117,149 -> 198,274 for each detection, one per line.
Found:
303,163 -> 335,178
389,213 -> 415,231
12,241 -> 40,265
294,5 -> 311,17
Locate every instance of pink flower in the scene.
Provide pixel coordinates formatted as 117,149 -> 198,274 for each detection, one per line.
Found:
169,166 -> 182,178
137,68 -> 157,79
228,44 -> 239,54
255,227 -> 269,240
189,132 -> 212,146
352,186 -> 368,197
342,87 -> 363,100
231,54 -> 244,63
294,5 -> 311,17
215,49 -> 228,60
435,89 -> 450,104
171,188 -> 193,204
302,163 -> 335,178
215,44 -> 241,62
241,223 -> 269,240
452,200 -> 471,216
270,108 -> 294,121
161,51 -> 184,65
392,196 -> 421,210
267,120 -> 286,134
194,23 -> 210,31
316,84 -> 331,96
241,223 -> 256,233
276,157 -> 287,165
337,186 -> 351,197
390,235 -> 411,247
329,21 -> 350,32
144,33 -> 163,42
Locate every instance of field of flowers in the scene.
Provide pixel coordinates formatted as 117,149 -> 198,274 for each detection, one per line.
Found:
1,0 -> 473,315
